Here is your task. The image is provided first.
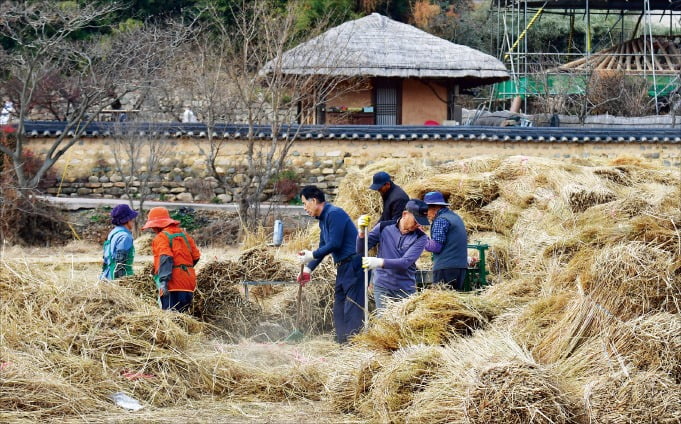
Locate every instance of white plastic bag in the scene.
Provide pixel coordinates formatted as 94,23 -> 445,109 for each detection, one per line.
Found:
110,391 -> 144,411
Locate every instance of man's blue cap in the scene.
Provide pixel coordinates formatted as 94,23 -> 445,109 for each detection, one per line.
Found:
423,191 -> 449,206
405,199 -> 430,226
369,171 -> 392,190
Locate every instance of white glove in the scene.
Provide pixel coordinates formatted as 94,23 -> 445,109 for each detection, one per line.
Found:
297,250 -> 314,265
362,256 -> 384,269
357,214 -> 371,229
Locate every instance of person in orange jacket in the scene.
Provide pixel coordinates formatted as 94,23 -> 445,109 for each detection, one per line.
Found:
142,207 -> 201,312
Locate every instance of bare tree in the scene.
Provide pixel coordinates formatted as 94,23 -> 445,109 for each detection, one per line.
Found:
170,0 -> 365,229
0,1 -> 187,192
109,123 -> 171,228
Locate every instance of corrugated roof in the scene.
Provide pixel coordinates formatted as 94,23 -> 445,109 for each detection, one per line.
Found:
262,13 -> 509,85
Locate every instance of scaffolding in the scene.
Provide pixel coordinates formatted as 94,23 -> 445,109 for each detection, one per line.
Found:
491,0 -> 681,114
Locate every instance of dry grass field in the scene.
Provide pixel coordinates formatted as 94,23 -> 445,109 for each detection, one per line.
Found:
2,155 -> 680,423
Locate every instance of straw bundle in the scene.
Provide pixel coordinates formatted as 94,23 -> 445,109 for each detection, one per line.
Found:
326,347 -> 388,413
582,241 -> 679,320
435,156 -> 502,174
478,198 -> 522,234
134,231 -> 154,255
193,349 -> 327,401
480,275 -> 541,309
463,361 -> 578,424
561,182 -> 617,213
406,330 -> 577,424
583,371 -> 681,423
404,172 -> 499,211
556,312 -> 681,385
532,294 -> 619,364
351,289 -> 496,351
510,293 -> 574,351
0,348 -> 110,420
364,344 -> 445,423
116,263 -> 156,301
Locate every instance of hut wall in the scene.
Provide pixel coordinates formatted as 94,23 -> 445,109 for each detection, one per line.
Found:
401,79 -> 447,125
26,137 -> 680,202
326,88 -> 373,124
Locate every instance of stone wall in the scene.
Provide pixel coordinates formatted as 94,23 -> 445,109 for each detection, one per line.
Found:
26,137 -> 681,202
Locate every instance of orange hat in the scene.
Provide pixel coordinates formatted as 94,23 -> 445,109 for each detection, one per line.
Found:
142,207 -> 179,230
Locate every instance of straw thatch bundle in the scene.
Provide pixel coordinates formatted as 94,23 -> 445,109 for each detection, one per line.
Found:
561,182 -> 617,213
480,275 -> 541,309
406,331 -> 578,424
583,371 -> 681,423
351,289 -> 496,351
326,347 -> 389,414
463,361 -> 579,424
404,172 -> 499,211
582,241 -> 679,320
192,349 -> 327,401
556,312 -> 681,386
116,262 -> 156,301
510,293 -> 574,351
435,156 -> 503,174
0,348 -> 110,419
363,344 -> 445,423
134,231 -> 154,255
477,198 -> 523,235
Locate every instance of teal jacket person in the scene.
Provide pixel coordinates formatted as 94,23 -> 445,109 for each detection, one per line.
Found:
101,204 -> 138,280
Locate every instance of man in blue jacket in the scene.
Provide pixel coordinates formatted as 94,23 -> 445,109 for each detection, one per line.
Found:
297,185 -> 365,343
357,199 -> 429,311
423,191 -> 469,290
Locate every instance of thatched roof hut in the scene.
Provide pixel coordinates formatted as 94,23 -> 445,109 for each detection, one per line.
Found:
266,13 -> 509,87
263,14 -> 509,125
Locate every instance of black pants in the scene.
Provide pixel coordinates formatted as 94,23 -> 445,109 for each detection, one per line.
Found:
433,268 -> 467,291
161,291 -> 193,312
333,255 -> 366,344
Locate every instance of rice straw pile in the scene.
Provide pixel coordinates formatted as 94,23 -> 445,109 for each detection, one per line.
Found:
583,371 -> 681,423
351,289 -> 497,351
363,344 -> 445,423
326,347 -> 389,413
406,331 -> 578,424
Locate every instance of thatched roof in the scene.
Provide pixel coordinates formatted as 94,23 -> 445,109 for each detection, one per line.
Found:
263,13 -> 509,86
559,36 -> 681,74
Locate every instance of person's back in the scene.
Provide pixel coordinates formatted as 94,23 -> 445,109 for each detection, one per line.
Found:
151,225 -> 200,293
143,207 -> 201,312
432,209 -> 468,270
100,204 -> 138,280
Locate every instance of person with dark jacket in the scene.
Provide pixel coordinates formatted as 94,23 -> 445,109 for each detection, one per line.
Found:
356,199 -> 429,311
423,191 -> 469,290
370,171 -> 409,221
100,204 -> 138,280
297,185 -> 365,343
142,207 -> 201,312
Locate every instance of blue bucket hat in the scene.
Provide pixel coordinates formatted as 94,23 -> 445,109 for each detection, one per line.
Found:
111,204 -> 139,226
369,171 -> 392,190
423,191 -> 449,206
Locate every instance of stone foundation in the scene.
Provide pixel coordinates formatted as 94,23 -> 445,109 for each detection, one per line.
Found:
27,137 -> 680,202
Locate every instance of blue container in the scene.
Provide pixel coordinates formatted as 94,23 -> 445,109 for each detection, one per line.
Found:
273,219 -> 284,246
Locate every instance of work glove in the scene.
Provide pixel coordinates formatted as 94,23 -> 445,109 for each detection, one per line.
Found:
297,266 -> 311,286
362,257 -> 384,270
297,250 -> 314,265
357,214 -> 371,229
468,256 -> 479,267
158,281 -> 169,297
